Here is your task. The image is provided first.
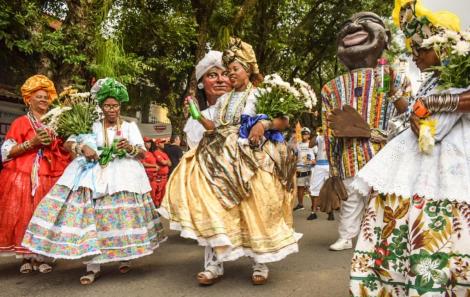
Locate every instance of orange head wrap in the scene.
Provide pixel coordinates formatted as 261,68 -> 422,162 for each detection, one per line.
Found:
20,74 -> 58,105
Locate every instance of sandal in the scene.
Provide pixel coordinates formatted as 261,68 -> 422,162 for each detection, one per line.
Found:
19,261 -> 33,274
197,270 -> 221,286
119,262 -> 131,274
251,263 -> 268,285
34,262 -> 53,274
80,271 -> 101,285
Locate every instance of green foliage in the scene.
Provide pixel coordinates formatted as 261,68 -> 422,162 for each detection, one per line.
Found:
0,0 -> 395,126
434,54 -> 470,90
256,87 -> 305,119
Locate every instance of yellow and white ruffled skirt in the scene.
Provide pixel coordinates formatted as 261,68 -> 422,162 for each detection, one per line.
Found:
159,147 -> 301,263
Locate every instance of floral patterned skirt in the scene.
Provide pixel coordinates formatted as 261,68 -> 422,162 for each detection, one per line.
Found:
22,185 -> 166,264
350,193 -> 470,297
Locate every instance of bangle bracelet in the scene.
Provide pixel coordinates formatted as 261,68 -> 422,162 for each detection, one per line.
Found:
129,145 -> 139,157
21,141 -> 31,151
75,144 -> 84,155
71,142 -> 77,154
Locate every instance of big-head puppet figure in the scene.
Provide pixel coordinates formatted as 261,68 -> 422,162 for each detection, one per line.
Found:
320,12 -> 411,251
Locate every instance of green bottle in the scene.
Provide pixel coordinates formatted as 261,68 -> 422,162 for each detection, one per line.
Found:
378,58 -> 390,93
188,97 -> 201,120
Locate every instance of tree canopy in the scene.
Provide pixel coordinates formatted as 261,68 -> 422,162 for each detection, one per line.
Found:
0,0 -> 393,128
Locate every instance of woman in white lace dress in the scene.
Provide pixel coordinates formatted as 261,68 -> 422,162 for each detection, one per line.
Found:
349,1 -> 470,296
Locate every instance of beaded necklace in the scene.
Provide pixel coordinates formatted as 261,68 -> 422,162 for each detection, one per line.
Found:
102,118 -> 122,147
218,82 -> 253,126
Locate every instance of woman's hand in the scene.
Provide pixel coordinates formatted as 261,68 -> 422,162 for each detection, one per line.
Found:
248,122 -> 265,146
81,145 -> 99,161
117,138 -> 132,152
183,96 -> 191,119
272,117 -> 290,131
30,129 -> 52,147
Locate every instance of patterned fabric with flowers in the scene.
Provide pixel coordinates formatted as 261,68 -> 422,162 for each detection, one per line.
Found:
350,193 -> 470,297
22,185 -> 166,263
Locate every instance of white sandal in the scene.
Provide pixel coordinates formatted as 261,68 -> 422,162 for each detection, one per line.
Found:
36,263 -> 53,274
19,261 -> 33,274
252,263 -> 269,285
197,266 -> 221,286
80,271 -> 101,285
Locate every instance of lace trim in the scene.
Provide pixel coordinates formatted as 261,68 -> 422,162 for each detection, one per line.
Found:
1,139 -> 16,162
160,207 -> 302,264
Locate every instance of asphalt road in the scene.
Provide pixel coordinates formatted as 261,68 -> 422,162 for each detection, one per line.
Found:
0,205 -> 353,297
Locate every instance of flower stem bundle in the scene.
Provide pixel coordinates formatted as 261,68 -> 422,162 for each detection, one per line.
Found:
42,88 -> 99,139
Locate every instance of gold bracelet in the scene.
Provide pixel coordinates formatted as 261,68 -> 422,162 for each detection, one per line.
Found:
22,141 -> 31,151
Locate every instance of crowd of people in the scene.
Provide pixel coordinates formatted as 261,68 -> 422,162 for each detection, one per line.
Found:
0,0 -> 469,295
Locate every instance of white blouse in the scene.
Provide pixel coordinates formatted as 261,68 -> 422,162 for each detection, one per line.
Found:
57,121 -> 151,196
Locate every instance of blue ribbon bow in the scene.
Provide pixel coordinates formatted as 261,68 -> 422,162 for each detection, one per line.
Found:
239,114 -> 285,143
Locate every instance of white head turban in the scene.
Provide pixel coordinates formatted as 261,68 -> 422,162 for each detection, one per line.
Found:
195,51 -> 224,82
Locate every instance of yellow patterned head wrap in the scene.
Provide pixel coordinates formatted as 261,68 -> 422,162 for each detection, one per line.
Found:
20,74 -> 58,105
392,0 -> 461,49
222,37 -> 260,74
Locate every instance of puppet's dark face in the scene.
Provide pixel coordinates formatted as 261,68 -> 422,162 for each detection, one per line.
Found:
337,12 -> 390,70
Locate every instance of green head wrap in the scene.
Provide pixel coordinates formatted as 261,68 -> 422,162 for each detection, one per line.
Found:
91,77 -> 129,104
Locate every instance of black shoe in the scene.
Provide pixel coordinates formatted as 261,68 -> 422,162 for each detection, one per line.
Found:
293,204 -> 305,211
306,212 -> 317,220
327,212 -> 335,221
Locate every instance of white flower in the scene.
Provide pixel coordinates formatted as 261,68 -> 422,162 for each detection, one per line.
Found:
461,30 -> 470,41
299,86 -> 310,101
415,258 -> 440,282
288,86 -> 301,98
452,40 -> 470,56
264,73 -> 282,83
444,30 -> 460,41
421,37 -> 436,48
422,34 -> 447,48
276,81 -> 291,90
304,100 -> 313,109
435,35 -> 448,44
279,98 -> 285,103
309,91 -> 318,106
41,106 -> 72,130
293,78 -> 309,87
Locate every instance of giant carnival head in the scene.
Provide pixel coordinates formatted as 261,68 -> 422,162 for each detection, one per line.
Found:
337,12 -> 391,70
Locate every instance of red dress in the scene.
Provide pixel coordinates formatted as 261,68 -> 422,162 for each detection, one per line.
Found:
142,151 -> 158,203
153,150 -> 170,207
0,115 -> 70,255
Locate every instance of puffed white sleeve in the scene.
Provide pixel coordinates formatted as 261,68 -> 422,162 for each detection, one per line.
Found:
127,121 -> 145,147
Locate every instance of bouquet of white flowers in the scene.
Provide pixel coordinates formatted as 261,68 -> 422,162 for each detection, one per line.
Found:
41,87 -> 99,139
255,74 -> 317,119
422,29 -> 470,90
415,29 -> 470,154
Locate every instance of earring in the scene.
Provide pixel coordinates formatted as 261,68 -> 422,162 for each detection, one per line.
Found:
197,82 -> 204,89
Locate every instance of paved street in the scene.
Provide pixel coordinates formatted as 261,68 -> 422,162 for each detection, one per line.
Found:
0,206 -> 353,297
